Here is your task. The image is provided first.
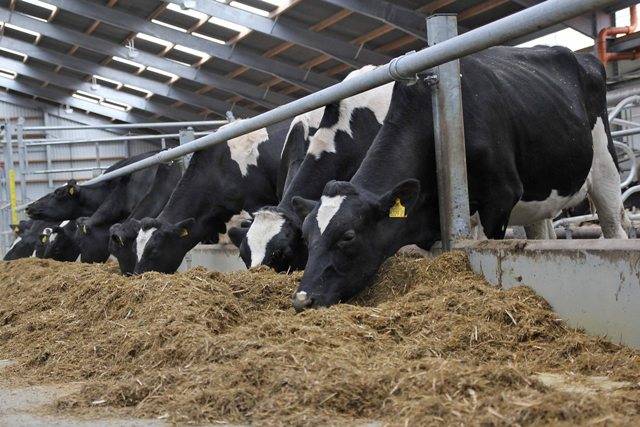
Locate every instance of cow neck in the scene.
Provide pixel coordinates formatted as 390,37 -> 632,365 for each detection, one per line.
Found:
78,180 -> 118,214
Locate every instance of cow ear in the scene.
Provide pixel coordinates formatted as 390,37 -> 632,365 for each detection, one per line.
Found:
291,197 -> 318,221
10,224 -> 20,235
175,218 -> 195,238
377,179 -> 421,219
227,226 -> 248,248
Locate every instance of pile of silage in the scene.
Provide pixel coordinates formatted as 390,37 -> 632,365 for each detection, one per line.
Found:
0,253 -> 639,425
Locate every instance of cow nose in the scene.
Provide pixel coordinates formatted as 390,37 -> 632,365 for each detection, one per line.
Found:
292,291 -> 313,312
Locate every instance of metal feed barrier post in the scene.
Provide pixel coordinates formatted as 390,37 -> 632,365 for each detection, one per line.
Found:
16,118 -> 28,206
2,123 -> 18,227
428,14 -> 471,250
80,0 -> 620,187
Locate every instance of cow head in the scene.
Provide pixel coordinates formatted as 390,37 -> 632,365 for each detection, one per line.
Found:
291,179 -> 421,311
3,220 -> 37,260
26,180 -> 81,220
75,217 -> 111,263
41,220 -> 80,262
230,206 -> 308,272
133,217 -> 196,274
109,219 -> 142,275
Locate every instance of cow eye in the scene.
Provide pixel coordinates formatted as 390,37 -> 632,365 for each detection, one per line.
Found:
341,230 -> 356,242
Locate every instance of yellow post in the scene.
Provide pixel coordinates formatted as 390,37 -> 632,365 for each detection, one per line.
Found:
8,169 -> 18,224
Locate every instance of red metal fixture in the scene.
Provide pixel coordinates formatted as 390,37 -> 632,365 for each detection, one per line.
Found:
598,5 -> 639,64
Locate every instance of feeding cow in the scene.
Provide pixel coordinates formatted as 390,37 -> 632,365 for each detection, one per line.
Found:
74,159 -> 182,264
229,66 -> 394,272
134,119 -> 293,274
25,151 -> 160,221
107,161 -> 183,274
291,46 -> 629,311
39,220 -> 80,262
3,219 -> 55,260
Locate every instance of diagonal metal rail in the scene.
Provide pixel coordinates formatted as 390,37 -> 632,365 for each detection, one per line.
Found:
83,0 -> 620,186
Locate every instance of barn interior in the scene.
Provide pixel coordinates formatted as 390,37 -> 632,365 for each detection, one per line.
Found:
1,0 -> 640,425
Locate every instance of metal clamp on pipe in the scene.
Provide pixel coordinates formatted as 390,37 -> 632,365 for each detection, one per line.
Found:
389,51 -> 420,85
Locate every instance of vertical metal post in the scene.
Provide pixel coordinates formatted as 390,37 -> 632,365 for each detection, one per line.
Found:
179,127 -> 195,170
43,112 -> 53,188
3,122 -> 18,226
161,138 -> 166,150
16,117 -> 28,206
427,14 -> 471,250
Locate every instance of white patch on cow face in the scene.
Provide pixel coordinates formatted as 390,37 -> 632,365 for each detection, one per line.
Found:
227,127 -> 269,176
316,195 -> 346,235
218,210 -> 251,245
307,74 -> 393,160
136,227 -> 157,262
59,220 -> 70,228
9,236 -> 22,250
246,210 -> 285,267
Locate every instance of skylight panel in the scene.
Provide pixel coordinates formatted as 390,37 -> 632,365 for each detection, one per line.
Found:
0,68 -> 17,79
151,19 -> 188,33
146,66 -> 180,83
173,44 -> 211,62
3,23 -> 41,41
207,16 -> 248,33
73,90 -> 103,104
166,2 -> 208,21
136,32 -> 174,48
123,84 -> 153,99
111,56 -> 145,72
21,0 -> 56,13
0,47 -> 28,62
101,99 -> 132,112
192,32 -> 225,44
93,75 -> 123,89
229,1 -> 269,17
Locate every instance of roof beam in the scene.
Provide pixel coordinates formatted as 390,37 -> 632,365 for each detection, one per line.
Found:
0,91 -> 129,130
0,78 -> 152,123
164,0 -> 389,68
511,0 -> 595,37
0,8 -> 288,110
320,0 -> 427,40
43,0 -> 337,92
0,37 -> 254,118
0,56 -> 203,122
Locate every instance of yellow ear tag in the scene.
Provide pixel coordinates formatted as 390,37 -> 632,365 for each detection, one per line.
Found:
41,235 -> 47,243
13,227 -> 20,234
179,228 -> 189,238
389,198 -> 407,218
82,224 -> 87,234
68,187 -> 75,195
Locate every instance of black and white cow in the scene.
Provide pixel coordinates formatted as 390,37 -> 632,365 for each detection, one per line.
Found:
134,119 -> 292,274
3,219 -> 55,260
25,151 -> 160,221
229,66 -> 394,272
107,161 -> 183,274
291,46 -> 629,311
40,220 -> 81,262
74,158 -> 181,264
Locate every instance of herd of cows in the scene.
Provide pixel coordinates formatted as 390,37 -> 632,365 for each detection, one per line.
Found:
3,46 -> 634,310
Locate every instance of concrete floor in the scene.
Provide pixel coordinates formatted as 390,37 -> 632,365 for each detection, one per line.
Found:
0,360 -> 167,427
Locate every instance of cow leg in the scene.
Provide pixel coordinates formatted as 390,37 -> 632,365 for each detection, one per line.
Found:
524,219 -> 556,239
587,118 -> 629,239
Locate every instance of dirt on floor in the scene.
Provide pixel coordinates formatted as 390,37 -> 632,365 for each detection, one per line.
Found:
0,253 -> 639,426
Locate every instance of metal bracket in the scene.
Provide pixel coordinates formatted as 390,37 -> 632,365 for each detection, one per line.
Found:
422,73 -> 439,87
389,51 -> 419,85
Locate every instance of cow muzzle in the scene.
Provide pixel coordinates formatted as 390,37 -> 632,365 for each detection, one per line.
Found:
292,291 -> 313,312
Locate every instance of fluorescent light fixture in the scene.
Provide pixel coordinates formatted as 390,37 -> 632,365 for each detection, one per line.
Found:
192,32 -> 225,44
73,90 -> 102,104
101,99 -> 132,112
207,16 -> 248,34
146,66 -> 180,83
136,32 -> 174,48
111,55 -> 145,72
518,28 -> 593,51
0,67 -> 17,79
3,23 -> 41,40
229,1 -> 269,17
173,44 -> 211,62
123,84 -> 153,98
93,75 -> 123,88
166,2 -> 208,21
21,0 -> 57,13
151,19 -> 188,33
0,47 -> 28,62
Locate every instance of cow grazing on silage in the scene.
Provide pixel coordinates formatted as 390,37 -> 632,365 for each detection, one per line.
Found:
134,119 -> 293,274
229,66 -> 394,272
291,46 -> 629,311
39,220 -> 80,262
3,219 -> 56,260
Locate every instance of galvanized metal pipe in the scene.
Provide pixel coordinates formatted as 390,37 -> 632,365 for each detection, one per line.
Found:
615,141 -> 637,188
24,131 -> 211,147
609,95 -> 640,123
612,118 -> 640,128
22,120 -> 227,132
29,166 -> 109,175
83,0 -> 619,186
612,127 -> 640,138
